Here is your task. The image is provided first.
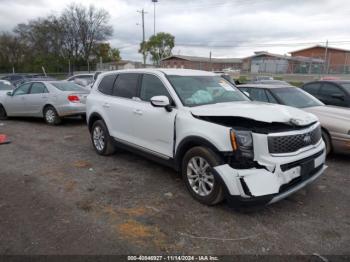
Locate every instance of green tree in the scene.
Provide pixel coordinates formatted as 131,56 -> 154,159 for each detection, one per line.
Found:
93,43 -> 121,63
139,32 -> 175,66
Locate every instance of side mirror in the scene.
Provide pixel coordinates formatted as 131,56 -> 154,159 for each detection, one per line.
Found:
331,93 -> 345,100
150,96 -> 172,112
6,91 -> 13,96
243,91 -> 250,98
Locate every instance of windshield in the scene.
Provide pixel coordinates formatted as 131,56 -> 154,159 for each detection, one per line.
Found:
271,87 -> 324,108
340,83 -> 350,93
0,81 -> 15,91
51,82 -> 85,92
167,75 -> 249,107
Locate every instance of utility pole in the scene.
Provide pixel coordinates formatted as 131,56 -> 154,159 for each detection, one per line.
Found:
209,51 -> 212,71
323,40 -> 328,75
137,9 -> 147,66
152,0 -> 158,35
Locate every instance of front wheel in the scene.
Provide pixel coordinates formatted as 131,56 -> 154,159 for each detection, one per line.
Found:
0,105 -> 7,120
182,146 -> 224,205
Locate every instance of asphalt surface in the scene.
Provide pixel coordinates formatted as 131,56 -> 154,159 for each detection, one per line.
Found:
0,118 -> 349,255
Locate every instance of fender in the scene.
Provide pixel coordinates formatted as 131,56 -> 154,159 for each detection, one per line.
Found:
174,136 -> 224,170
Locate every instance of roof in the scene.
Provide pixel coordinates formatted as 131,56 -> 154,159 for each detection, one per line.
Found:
99,68 -> 217,77
289,45 -> 350,54
238,84 -> 293,89
161,55 -> 242,63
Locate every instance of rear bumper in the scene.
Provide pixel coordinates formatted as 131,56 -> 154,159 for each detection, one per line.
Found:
214,142 -> 327,207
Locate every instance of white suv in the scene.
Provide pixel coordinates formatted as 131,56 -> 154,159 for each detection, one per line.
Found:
86,69 -> 327,207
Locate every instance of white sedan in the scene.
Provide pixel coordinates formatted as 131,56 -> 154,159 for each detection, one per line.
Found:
0,81 -> 89,125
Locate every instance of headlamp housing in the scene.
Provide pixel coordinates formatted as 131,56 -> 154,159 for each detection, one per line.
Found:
230,130 -> 254,159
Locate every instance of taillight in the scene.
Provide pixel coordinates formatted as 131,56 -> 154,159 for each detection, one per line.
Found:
68,95 -> 80,103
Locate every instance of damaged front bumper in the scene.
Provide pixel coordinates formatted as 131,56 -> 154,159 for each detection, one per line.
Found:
214,141 -> 327,207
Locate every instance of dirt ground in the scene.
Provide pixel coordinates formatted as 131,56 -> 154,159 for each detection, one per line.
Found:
0,118 -> 349,256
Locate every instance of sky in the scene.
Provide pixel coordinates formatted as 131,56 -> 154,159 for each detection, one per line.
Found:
0,0 -> 350,62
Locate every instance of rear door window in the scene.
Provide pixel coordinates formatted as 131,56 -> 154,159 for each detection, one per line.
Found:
98,74 -> 117,95
113,73 -> 139,99
30,82 -> 48,94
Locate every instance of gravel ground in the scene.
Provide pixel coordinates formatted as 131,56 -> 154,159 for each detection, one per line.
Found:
0,118 -> 349,256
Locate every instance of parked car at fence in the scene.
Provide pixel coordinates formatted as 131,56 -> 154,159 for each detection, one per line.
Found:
249,80 -> 291,85
1,74 -> 57,87
238,84 -> 350,154
301,80 -> 350,108
0,81 -> 89,125
87,69 -> 326,207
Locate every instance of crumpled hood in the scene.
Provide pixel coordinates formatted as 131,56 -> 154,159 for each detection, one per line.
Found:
190,101 -> 318,125
304,105 -> 350,122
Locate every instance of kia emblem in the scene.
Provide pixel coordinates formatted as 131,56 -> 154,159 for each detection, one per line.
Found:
303,135 -> 311,144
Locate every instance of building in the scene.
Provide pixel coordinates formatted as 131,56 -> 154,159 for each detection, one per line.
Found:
289,45 -> 350,74
242,51 -> 324,74
160,55 -> 242,71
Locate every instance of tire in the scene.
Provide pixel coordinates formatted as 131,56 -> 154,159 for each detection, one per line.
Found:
0,105 -> 7,120
44,106 -> 61,125
182,146 -> 224,205
91,120 -> 115,156
322,130 -> 332,155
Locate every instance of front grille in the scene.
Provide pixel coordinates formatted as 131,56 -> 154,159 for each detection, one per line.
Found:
268,125 -> 321,154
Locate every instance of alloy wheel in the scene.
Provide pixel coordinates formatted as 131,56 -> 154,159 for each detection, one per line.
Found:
45,109 -> 56,123
186,156 -> 215,197
93,126 -> 105,151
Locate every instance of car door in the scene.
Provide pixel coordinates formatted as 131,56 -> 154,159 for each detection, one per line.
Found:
319,82 -> 347,107
5,83 -> 31,116
106,73 -> 140,143
132,73 -> 177,157
26,82 -> 49,115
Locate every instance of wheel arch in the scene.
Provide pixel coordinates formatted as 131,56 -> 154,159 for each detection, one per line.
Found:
174,136 -> 223,171
42,104 -> 55,115
321,127 -> 332,153
88,112 -> 104,132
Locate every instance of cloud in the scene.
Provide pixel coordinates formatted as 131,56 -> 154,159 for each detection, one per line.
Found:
0,0 -> 349,61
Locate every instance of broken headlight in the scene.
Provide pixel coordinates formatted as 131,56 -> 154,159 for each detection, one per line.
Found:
230,130 -> 254,159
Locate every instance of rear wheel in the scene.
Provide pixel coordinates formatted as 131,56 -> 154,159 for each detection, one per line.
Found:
91,120 -> 115,155
322,130 -> 332,155
0,105 -> 7,120
182,146 -> 224,205
44,106 -> 61,125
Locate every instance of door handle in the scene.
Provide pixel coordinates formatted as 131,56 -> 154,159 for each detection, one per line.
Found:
133,109 -> 143,115
103,103 -> 110,108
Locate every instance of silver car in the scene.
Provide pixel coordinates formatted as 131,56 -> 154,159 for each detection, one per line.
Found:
0,81 -> 89,125
238,84 -> 350,154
